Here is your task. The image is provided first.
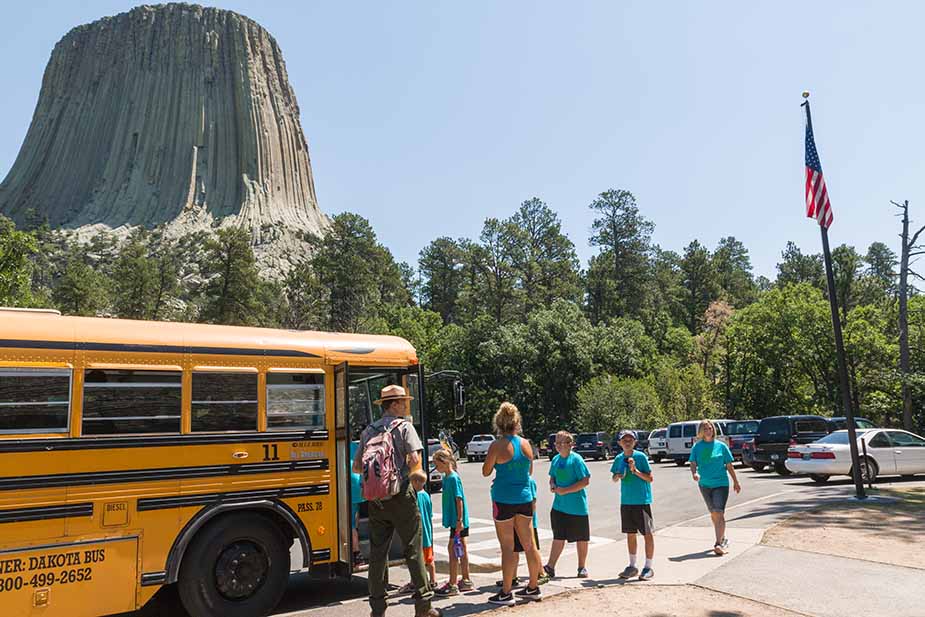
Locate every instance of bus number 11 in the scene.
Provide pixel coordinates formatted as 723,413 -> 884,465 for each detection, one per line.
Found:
262,444 -> 280,461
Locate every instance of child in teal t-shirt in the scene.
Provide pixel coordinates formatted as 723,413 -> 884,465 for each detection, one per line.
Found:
544,431 -> 592,579
434,449 -> 473,595
415,477 -> 437,588
349,440 -> 366,565
610,430 -> 655,581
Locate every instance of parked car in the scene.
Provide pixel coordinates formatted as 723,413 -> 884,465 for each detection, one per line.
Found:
720,420 -> 760,462
543,433 -> 578,460
647,428 -> 668,463
785,428 -> 925,483
465,434 -> 495,462
575,431 -> 613,460
741,437 -> 757,468
546,433 -> 558,459
753,415 -> 830,475
667,420 -> 730,466
428,464 -> 443,492
826,416 -> 876,431
610,429 -> 651,455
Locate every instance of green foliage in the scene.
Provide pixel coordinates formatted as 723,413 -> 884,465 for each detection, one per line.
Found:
680,240 -> 720,332
777,241 -> 825,290
0,215 -> 37,306
51,247 -> 110,316
576,375 -> 663,433
198,227 -> 262,325
587,189 -> 654,323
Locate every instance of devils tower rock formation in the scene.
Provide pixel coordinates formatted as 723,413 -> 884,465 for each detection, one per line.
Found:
0,3 -> 327,270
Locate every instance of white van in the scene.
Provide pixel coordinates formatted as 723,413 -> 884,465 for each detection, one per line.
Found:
666,420 -> 730,466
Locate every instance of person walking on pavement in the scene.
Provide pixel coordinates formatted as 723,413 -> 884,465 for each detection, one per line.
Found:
352,384 -> 442,617
544,431 -> 592,579
688,419 -> 741,555
611,430 -> 655,581
482,402 -> 543,606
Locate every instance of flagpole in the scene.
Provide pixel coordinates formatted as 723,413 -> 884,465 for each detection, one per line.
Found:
803,92 -> 866,500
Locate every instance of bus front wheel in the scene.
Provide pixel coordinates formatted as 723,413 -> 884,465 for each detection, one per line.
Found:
178,513 -> 290,617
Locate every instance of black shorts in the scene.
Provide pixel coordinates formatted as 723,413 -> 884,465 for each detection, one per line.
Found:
514,527 -> 540,553
620,504 -> 654,535
550,509 -> 590,543
449,527 -> 470,539
492,501 -> 533,521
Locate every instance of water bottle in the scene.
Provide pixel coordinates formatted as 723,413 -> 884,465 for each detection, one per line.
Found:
453,534 -> 464,559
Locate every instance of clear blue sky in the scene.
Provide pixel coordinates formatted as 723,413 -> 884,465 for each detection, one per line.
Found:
3,1 -> 924,279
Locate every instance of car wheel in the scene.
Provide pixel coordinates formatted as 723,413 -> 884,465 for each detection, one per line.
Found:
178,513 -> 290,617
774,462 -> 791,476
653,455 -> 663,463
674,459 -> 686,467
810,474 -> 830,484
855,458 -> 879,484
750,464 -> 766,472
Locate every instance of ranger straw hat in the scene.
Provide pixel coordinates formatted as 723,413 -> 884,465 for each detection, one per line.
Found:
374,384 -> 414,405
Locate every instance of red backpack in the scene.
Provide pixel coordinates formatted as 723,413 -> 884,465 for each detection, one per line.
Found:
361,418 -> 405,500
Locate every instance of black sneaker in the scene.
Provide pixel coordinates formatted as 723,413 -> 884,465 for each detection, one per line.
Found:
543,564 -> 556,579
618,565 -> 639,579
495,576 -> 521,588
515,585 -> 542,602
488,591 -> 515,606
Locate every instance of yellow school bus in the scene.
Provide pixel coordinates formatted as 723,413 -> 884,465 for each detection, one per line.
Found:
0,308 -> 445,617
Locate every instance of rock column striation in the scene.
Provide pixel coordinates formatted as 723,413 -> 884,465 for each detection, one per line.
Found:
0,3 -> 327,262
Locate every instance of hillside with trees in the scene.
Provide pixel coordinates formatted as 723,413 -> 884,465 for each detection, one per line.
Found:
2,190 -> 923,441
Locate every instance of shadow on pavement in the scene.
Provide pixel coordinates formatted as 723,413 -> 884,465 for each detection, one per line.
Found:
668,549 -> 721,562
275,572 -> 370,612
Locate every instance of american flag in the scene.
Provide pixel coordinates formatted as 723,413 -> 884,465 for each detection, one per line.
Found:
804,106 -> 833,228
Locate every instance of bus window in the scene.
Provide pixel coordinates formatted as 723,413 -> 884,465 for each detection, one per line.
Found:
266,372 -> 325,429
191,372 -> 259,432
82,369 -> 182,435
0,368 -> 71,433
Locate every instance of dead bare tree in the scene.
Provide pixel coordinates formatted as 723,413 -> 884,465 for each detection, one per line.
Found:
893,199 -> 924,431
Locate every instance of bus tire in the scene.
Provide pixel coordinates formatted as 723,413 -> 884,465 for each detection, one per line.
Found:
178,513 -> 290,617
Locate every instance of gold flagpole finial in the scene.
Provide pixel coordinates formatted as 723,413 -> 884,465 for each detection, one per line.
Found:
802,91 -> 810,99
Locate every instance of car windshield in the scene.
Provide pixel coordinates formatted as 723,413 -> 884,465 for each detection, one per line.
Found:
795,419 -> 828,433
725,421 -> 759,435
578,433 -> 597,441
651,430 -> 665,438
759,418 -> 789,437
815,430 -> 869,444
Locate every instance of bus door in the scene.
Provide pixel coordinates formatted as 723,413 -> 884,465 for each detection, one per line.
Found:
333,364 -> 428,574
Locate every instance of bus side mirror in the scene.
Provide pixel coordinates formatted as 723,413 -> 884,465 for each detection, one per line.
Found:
453,380 -> 466,421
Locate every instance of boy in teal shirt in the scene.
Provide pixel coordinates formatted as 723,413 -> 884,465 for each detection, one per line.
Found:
433,449 -> 473,595
610,430 -> 655,581
544,431 -> 591,579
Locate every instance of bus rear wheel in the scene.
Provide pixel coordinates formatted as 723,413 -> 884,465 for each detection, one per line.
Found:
178,513 -> 290,617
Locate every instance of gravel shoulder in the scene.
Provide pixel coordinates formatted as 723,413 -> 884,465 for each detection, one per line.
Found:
759,486 -> 925,570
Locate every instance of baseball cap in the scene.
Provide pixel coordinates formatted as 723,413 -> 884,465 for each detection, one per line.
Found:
618,429 -> 637,441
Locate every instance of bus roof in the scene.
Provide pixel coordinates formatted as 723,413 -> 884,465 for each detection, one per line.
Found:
0,310 -> 418,366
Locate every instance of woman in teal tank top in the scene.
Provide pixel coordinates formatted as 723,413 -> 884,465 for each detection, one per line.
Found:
481,403 -> 542,604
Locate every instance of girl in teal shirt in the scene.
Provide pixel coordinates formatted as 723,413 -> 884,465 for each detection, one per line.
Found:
688,420 -> 741,555
433,449 -> 473,595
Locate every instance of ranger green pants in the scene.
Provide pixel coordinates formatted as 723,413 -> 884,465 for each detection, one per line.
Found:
367,484 -> 433,615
